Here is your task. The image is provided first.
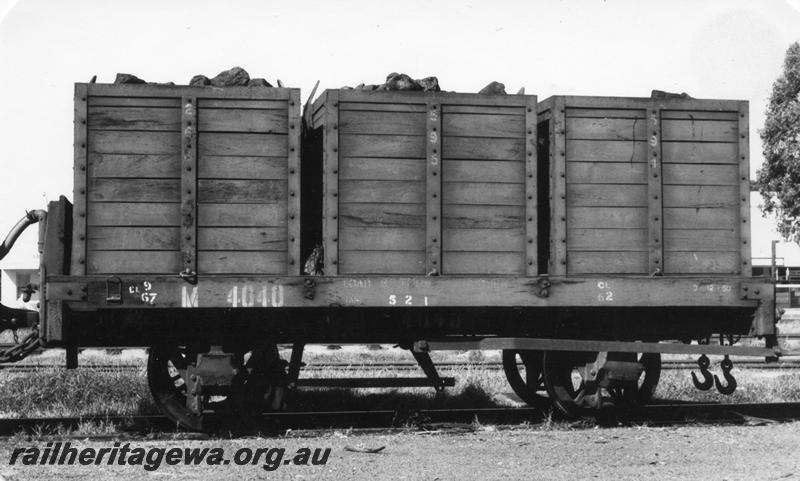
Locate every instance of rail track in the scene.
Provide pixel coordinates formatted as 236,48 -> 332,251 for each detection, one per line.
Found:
3,359 -> 800,374
0,402 -> 799,437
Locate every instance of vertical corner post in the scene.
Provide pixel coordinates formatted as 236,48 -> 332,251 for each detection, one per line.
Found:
71,84 -> 88,276
647,104 -> 664,274
287,89 -> 302,275
550,97 -> 567,276
323,90 -> 340,275
180,95 -> 198,276
738,101 -> 752,277
426,101 -> 442,275
524,95 -> 538,276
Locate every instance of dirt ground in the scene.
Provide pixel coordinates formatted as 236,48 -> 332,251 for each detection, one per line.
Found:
0,422 -> 799,480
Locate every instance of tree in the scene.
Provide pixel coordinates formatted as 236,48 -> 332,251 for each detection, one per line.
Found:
756,41 -> 800,239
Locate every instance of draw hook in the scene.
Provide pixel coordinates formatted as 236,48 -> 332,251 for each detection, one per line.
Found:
691,354 -> 713,391
714,355 -> 737,395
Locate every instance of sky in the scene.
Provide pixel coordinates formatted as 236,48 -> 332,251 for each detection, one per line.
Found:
0,0 -> 799,267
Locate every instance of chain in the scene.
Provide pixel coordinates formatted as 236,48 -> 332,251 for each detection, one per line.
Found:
0,326 -> 41,363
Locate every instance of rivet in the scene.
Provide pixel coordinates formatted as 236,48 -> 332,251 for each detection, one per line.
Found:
290,259 -> 295,265
80,164 -> 86,171
290,169 -> 295,174
334,102 -> 339,107
81,97 -> 86,102
528,130 -> 532,134
654,195 -> 659,199
743,240 -> 747,244
79,212 -> 85,218
333,237 -> 338,242
432,193 -> 437,198
81,143 -> 86,148
741,156 -> 746,160
560,152 -> 565,157
186,166 -> 192,171
528,195 -> 533,200
654,216 -> 659,221
81,119 -> 86,125
743,219 -> 747,223
80,188 -> 85,194
187,189 -> 192,194
332,192 -> 337,197
561,216 -> 566,221
291,124 -> 295,129
741,176 -> 746,180
290,214 -> 295,219
79,259 -> 85,264
332,215 -> 337,220
290,237 -> 295,242
290,101 -> 295,106
527,108 -> 532,112
561,238 -> 566,243
741,134 -> 746,138
79,235 -> 85,241
186,235 -> 191,240
433,148 -> 437,153
433,237 -> 438,243
333,169 -> 338,174
291,191 -> 296,197
561,194 -> 565,199
560,173 -> 565,178
432,216 -> 437,220
528,174 -> 533,178
432,127 -> 437,132
333,148 -> 338,153
655,259 -> 660,264
528,239 -> 533,244
332,260 -> 338,265
333,125 -> 337,130
561,259 -> 566,265
528,260 -> 533,265
290,147 -> 295,152
653,173 -> 658,178
743,260 -> 748,265
432,171 -> 437,176
528,217 -> 533,221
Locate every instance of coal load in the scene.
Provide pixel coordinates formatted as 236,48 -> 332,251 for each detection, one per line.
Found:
111,67 -> 277,87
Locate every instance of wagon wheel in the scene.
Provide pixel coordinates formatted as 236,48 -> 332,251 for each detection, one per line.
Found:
147,344 -> 285,432
542,351 -> 662,418
501,350 -> 547,407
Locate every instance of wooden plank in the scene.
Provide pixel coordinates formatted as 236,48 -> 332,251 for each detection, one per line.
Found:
339,203 -> 425,228
662,164 -> 738,185
566,117 -> 647,141
566,162 -> 646,184
660,119 -> 737,142
87,251 -> 181,274
339,102 -> 426,113
738,101 -> 751,276
197,179 -> 288,203
198,108 -> 288,133
562,96 -> 741,112
198,132 -> 287,157
566,184 -> 648,207
89,130 -> 180,154
648,106 -> 664,275
567,228 -> 647,251
89,153 -> 180,178
442,137 -> 524,161
339,134 -> 425,158
88,202 -> 180,226
443,182 -> 525,206
524,95 -> 537,276
662,186 -> 739,208
442,252 -> 525,275
198,203 -> 286,227
87,84 -> 294,101
660,110 -> 739,121
661,142 -> 738,164
88,97 -> 181,108
442,205 -> 524,229
427,101 -> 442,274
88,106 -> 181,131
339,251 -> 425,274
287,89 -> 301,274
663,229 -> 738,251
87,227 -> 179,250
443,228 -> 525,252
339,180 -> 425,204
443,160 -> 524,183
566,139 -> 647,162
181,95 -> 198,276
567,207 -> 647,229
88,179 -> 180,202
663,251 -> 738,274
72,84 -> 88,275
441,105 -> 525,116
565,108 -> 646,119
197,227 -> 287,251
197,99 -> 287,110
339,227 -> 424,251
337,90 -> 527,107
442,113 -> 525,138
340,157 -> 425,181
663,207 -> 737,230
567,251 -> 648,274
198,156 -> 288,180
198,251 -> 287,274
339,110 -> 425,135
324,91 -> 340,274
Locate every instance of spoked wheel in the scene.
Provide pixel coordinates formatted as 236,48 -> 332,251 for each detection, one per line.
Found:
542,350 -> 662,418
501,350 -> 547,407
147,344 -> 285,432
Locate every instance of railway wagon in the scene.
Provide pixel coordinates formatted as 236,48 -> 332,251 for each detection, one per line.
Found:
0,83 -> 780,431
